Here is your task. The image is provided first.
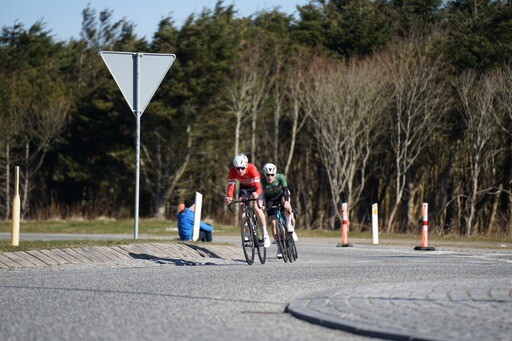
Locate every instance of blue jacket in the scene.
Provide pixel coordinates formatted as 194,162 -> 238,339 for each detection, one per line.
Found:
177,207 -> 213,241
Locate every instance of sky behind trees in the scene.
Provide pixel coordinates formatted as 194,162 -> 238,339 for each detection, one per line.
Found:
0,0 -> 308,41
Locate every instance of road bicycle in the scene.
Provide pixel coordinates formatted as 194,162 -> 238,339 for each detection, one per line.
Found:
228,197 -> 266,265
269,199 -> 297,263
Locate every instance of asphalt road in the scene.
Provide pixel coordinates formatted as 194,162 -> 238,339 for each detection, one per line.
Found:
0,236 -> 511,341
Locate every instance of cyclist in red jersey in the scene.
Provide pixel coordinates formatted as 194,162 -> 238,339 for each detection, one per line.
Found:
226,154 -> 271,248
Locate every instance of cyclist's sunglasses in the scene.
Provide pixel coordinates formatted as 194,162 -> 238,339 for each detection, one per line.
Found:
265,173 -> 275,177
236,167 -> 246,171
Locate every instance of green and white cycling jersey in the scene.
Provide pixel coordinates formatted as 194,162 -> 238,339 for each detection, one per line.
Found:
261,173 -> 288,201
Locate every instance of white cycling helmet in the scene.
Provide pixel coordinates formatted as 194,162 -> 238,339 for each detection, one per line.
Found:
262,163 -> 277,175
232,154 -> 248,167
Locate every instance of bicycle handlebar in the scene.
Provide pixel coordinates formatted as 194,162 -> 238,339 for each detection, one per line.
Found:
227,197 -> 262,213
266,195 -> 291,214
267,193 -> 286,209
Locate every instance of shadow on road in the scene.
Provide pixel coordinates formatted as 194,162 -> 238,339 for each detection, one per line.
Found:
128,252 -> 217,266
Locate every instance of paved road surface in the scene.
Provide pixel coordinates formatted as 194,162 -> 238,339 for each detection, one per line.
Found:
0,235 -> 511,340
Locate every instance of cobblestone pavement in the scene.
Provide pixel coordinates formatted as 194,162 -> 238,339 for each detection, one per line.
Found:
287,278 -> 512,341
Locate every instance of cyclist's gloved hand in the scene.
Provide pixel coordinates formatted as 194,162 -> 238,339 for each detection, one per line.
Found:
226,197 -> 233,204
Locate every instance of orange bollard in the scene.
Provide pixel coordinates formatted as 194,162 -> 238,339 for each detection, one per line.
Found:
414,203 -> 435,251
337,203 -> 353,247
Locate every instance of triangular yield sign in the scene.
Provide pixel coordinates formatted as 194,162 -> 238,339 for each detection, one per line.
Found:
101,51 -> 176,115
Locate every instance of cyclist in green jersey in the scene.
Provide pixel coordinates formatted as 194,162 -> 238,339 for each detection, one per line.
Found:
261,163 -> 298,258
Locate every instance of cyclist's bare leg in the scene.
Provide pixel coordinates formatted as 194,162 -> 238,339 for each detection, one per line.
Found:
282,198 -> 293,229
252,199 -> 271,247
269,215 -> 278,239
282,197 -> 297,240
249,192 -> 266,230
269,215 -> 282,257
252,201 -> 267,230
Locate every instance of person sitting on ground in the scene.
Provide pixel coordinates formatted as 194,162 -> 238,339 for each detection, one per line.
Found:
177,199 -> 213,242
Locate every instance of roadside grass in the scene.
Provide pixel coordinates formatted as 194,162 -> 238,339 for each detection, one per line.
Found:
0,218 -> 510,253
1,218 -> 177,235
1,218 -> 236,236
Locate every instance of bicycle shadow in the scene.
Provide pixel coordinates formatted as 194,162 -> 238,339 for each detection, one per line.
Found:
128,243 -> 245,266
128,252 -> 216,266
184,243 -> 221,258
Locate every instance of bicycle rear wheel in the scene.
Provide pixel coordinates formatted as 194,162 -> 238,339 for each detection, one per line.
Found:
254,216 -> 266,264
241,217 -> 255,265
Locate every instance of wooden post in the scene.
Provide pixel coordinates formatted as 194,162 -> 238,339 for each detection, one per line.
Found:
10,166 -> 20,246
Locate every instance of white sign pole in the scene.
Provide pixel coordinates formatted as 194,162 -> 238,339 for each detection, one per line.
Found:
134,53 -> 141,239
192,192 -> 203,241
372,203 -> 379,245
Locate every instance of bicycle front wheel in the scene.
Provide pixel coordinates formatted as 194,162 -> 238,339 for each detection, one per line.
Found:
287,233 -> 297,261
277,218 -> 289,263
254,216 -> 266,264
241,217 -> 255,265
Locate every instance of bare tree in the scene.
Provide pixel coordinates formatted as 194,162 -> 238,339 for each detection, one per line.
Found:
303,57 -> 387,222
269,46 -> 286,164
283,54 -> 310,176
383,40 -> 450,233
498,65 -> 512,235
141,123 -> 192,219
500,64 -> 512,125
225,43 -> 270,160
456,70 -> 505,236
9,76 -> 70,217
226,70 -> 251,159
267,48 -> 310,176
0,75 -> 28,219
247,45 -> 272,166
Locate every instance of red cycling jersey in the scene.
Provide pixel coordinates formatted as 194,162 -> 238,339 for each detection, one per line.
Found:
226,163 -> 262,198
